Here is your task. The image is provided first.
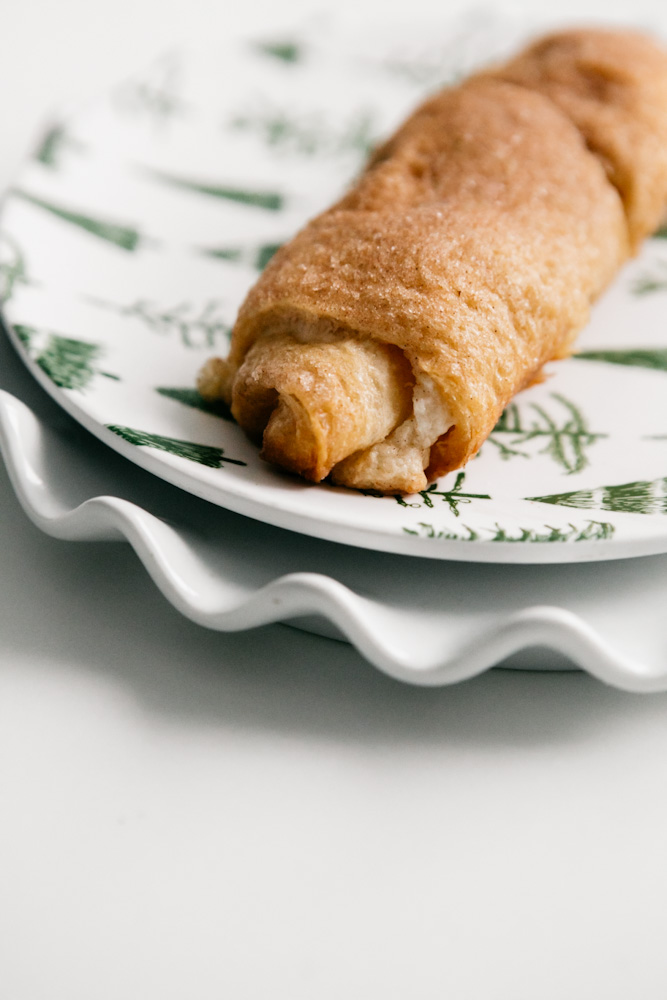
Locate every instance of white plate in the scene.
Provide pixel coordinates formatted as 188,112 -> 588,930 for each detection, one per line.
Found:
3,12 -> 667,562
3,323 -> 667,690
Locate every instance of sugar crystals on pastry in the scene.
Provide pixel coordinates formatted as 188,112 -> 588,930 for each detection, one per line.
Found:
199,28 -> 667,494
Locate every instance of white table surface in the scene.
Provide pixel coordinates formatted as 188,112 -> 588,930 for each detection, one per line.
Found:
3,1 -> 667,996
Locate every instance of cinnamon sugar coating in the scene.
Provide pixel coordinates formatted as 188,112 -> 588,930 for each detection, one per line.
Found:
200,28 -> 667,492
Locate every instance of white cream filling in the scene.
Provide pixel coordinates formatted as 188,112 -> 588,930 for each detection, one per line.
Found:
331,368 -> 453,490
205,322 -> 454,491
354,370 -> 452,471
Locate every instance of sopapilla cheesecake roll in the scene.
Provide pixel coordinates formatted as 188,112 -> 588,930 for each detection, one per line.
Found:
198,28 -> 667,494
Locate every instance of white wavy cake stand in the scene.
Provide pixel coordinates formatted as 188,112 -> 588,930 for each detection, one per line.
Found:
1,329 -> 666,691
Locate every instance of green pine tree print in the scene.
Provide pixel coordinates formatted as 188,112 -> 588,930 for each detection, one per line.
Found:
255,243 -> 282,270
574,348 -> 667,372
527,477 -> 667,515
230,104 -> 377,159
254,39 -> 303,63
13,190 -> 142,251
34,125 -> 82,169
13,324 -> 33,348
87,297 -> 231,349
404,520 -> 614,543
112,52 -> 186,123
37,336 -> 101,389
488,393 -> 604,474
148,170 -> 284,211
202,242 -> 282,270
106,425 -> 246,468
14,324 -> 118,389
633,260 -> 667,295
156,386 -> 232,420
0,232 -> 30,304
364,472 -> 491,516
381,28 -> 480,89
19,327 -> 118,390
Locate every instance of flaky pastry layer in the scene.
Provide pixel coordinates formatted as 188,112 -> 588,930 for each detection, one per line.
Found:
199,28 -> 667,493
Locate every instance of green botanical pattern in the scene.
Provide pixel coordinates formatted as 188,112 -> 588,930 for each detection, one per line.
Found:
13,324 -> 32,348
380,25 -> 483,88
364,472 -> 490,516
0,231 -> 30,304
404,520 -> 615,542
156,386 -> 232,420
34,125 -> 83,169
88,297 -> 231,349
575,348 -> 667,372
106,425 -> 245,467
13,190 -> 142,251
112,52 -> 187,123
383,56 -> 452,87
254,39 -> 303,64
14,324 -> 118,390
6,24 -> 667,558
202,242 -> 282,270
633,260 -> 667,295
230,103 -> 377,159
488,393 -> 604,474
38,337 -> 106,390
148,169 -> 284,211
528,477 -> 667,515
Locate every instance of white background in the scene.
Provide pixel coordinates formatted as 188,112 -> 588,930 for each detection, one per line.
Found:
3,0 -> 667,997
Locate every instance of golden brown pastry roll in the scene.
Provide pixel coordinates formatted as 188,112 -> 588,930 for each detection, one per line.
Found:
199,27 -> 667,494
488,29 -> 667,248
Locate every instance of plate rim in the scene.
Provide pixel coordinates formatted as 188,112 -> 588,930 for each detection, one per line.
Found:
4,16 -> 667,564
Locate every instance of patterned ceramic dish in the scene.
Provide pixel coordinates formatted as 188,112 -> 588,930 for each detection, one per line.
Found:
2,323 -> 667,690
3,12 -> 667,563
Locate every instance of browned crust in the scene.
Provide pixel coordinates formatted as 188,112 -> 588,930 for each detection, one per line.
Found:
486,28 -> 667,248
212,28 -> 667,488
230,330 -> 414,481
